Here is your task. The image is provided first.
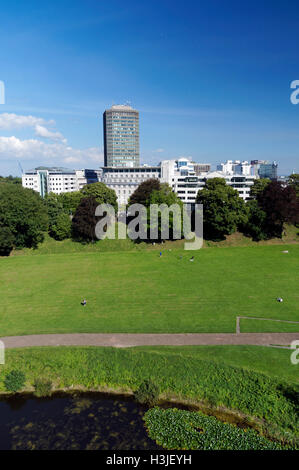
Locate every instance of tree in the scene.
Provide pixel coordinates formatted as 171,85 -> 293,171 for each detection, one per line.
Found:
256,181 -> 299,238
0,226 -> 15,256
147,184 -> 184,241
50,212 -> 72,240
44,192 -> 65,227
58,191 -> 83,215
81,182 -> 117,212
44,193 -> 72,240
129,178 -> 161,206
0,184 -> 48,251
128,182 -> 184,242
249,178 -> 270,199
196,178 -> 248,240
72,197 -> 100,242
243,200 -> 268,241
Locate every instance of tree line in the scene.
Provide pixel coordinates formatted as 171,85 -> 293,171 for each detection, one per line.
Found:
0,174 -> 298,255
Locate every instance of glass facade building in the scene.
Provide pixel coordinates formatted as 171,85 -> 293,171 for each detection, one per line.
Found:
251,160 -> 278,180
103,104 -> 140,168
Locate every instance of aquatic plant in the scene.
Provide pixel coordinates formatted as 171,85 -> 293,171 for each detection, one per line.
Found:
144,408 -> 288,450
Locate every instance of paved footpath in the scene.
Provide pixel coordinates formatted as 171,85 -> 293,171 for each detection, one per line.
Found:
0,333 -> 298,348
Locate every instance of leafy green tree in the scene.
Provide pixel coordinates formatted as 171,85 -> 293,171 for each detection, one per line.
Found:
243,200 -> 268,241
0,184 -> 48,250
147,184 -> 184,241
44,192 -> 64,225
50,212 -> 72,240
0,226 -> 15,256
72,197 -> 100,243
196,178 -> 248,240
128,182 -> 184,242
58,191 -> 83,215
129,178 -> 161,206
81,182 -> 117,212
249,178 -> 270,199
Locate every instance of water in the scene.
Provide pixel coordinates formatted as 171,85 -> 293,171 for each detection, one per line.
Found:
0,392 -> 162,450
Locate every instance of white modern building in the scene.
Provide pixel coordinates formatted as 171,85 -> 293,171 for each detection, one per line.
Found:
160,158 -> 256,203
23,159 -> 258,204
22,167 -> 102,197
217,160 -> 252,176
101,165 -> 161,205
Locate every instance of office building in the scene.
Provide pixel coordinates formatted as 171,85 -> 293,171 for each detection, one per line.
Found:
101,165 -> 161,205
251,160 -> 278,180
161,158 -> 256,203
103,104 -> 140,168
22,167 -> 102,197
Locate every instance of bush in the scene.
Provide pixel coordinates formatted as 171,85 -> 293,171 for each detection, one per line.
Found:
4,370 -> 26,392
144,408 -> 287,450
33,378 -> 53,397
134,379 -> 159,406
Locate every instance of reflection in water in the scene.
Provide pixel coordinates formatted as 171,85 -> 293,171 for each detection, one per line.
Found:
0,393 -> 162,450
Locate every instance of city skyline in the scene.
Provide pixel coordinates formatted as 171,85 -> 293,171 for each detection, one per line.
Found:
0,1 -> 299,176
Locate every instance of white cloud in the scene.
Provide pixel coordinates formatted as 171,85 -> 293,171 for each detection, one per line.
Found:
0,136 -> 103,166
0,113 -> 104,168
154,148 -> 164,153
0,113 -> 66,143
0,113 -> 54,130
35,124 -> 67,143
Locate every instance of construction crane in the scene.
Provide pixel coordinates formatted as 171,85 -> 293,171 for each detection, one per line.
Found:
17,161 -> 24,175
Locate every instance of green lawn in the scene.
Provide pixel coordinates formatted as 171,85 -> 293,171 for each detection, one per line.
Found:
0,244 -> 298,336
240,318 -> 299,333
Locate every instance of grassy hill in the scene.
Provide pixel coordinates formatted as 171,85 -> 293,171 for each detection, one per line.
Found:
9,224 -> 299,257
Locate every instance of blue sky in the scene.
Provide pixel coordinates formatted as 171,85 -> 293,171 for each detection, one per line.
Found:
0,0 -> 298,175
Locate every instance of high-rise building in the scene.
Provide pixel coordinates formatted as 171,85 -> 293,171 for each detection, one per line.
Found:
103,104 -> 140,168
